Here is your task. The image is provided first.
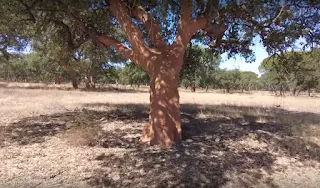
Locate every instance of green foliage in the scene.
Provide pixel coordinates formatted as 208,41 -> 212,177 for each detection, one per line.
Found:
216,69 -> 241,93
119,63 -> 150,87
0,53 -> 62,83
2,0 -> 318,62
180,45 -> 220,91
239,71 -> 258,92
260,50 -> 320,95
1,0 -> 319,95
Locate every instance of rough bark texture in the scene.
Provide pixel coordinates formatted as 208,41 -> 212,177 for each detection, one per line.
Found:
141,55 -> 183,146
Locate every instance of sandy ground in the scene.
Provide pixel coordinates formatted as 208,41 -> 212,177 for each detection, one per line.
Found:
0,87 -> 320,188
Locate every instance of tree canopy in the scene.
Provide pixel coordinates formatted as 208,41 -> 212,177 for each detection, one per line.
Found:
2,0 -> 319,61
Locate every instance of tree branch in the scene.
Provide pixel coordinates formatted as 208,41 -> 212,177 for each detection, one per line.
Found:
180,0 -> 192,24
17,0 -> 40,23
109,0 -> 151,63
131,6 -> 165,48
174,0 -> 226,50
97,35 -> 137,63
272,5 -> 287,23
174,0 -> 193,48
51,19 -> 74,49
0,47 -> 10,60
55,0 -> 149,68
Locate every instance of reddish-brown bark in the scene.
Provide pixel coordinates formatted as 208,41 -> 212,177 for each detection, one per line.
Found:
141,53 -> 184,146
95,0 -> 224,146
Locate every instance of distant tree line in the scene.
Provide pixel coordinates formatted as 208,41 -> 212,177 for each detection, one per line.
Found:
259,50 -> 320,96
1,47 -> 319,96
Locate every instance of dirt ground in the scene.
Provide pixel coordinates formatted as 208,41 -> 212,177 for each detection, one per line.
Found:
1,86 -> 320,188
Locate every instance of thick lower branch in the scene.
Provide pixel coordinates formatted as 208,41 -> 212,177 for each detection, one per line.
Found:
97,35 -> 134,60
109,0 -> 151,59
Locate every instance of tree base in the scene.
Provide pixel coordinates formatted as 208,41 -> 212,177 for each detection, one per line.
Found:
140,123 -> 153,144
141,123 -> 182,147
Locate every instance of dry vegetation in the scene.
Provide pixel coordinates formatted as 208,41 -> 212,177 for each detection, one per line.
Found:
0,83 -> 320,188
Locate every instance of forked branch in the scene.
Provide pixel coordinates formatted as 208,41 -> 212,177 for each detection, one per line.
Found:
131,6 -> 165,48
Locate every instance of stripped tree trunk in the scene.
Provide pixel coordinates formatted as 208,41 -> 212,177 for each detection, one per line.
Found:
95,0 -> 224,146
141,54 -> 183,145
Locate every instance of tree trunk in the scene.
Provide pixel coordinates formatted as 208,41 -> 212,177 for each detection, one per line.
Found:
141,57 -> 182,146
191,84 -> 196,92
308,88 -> 313,97
90,76 -> 96,89
84,75 -> 90,89
55,74 -> 62,84
84,74 -> 96,90
63,64 -> 78,89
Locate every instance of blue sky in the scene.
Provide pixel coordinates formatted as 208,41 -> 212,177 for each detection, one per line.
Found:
220,37 -> 309,76
220,39 -> 268,76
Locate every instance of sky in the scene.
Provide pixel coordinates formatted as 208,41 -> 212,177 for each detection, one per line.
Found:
220,37 -> 309,76
219,39 -> 268,76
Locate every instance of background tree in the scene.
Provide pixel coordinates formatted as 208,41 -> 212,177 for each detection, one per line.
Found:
260,50 -> 320,96
72,41 -> 125,89
3,0 -> 319,146
239,71 -> 259,92
216,69 -> 241,93
258,72 -> 285,95
119,63 -> 150,87
181,45 -> 220,92
0,52 -> 64,83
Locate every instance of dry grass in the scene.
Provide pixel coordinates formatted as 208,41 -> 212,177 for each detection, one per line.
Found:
0,83 -> 320,188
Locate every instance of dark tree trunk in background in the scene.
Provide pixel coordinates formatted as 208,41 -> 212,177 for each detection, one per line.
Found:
55,74 -> 62,84
63,63 -> 78,89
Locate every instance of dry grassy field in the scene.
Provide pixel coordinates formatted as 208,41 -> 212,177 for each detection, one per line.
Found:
1,83 -> 320,188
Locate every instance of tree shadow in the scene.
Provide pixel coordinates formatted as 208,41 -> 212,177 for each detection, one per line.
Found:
2,102 -> 320,187
79,86 -> 148,93
1,105 -> 148,146
85,103 -> 320,188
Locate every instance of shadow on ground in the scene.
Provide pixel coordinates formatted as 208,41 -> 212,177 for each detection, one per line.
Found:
2,103 -> 320,187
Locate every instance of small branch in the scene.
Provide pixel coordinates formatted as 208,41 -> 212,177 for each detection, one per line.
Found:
17,0 -> 41,23
272,5 -> 287,23
0,48 -> 10,60
51,19 -> 74,49
174,0 -> 225,49
97,35 -> 137,64
188,16 -> 207,37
